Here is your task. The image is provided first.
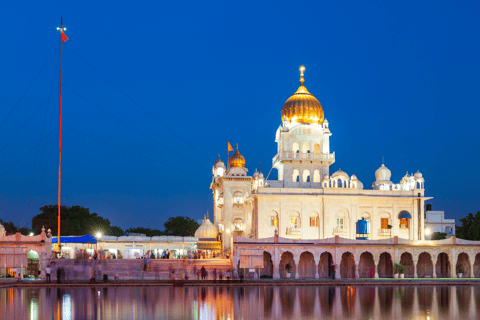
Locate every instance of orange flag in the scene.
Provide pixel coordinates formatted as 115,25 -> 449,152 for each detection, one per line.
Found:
61,30 -> 69,42
228,141 -> 233,152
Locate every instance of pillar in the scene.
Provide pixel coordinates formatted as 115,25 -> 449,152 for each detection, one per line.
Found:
470,257 -> 475,279
413,258 -> 419,278
294,256 -> 300,279
432,255 -> 437,278
336,254 -> 342,280
354,258 -> 360,279
314,256 -> 319,279
273,249 -> 280,279
374,259 -> 379,279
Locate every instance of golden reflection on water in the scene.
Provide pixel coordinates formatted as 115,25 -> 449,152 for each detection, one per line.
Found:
0,285 -> 478,319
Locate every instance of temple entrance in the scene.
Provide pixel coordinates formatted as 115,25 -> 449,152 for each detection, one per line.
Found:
298,251 -> 316,278
261,251 -> 273,277
358,252 -> 374,278
318,252 -> 333,278
456,253 -> 471,278
279,252 -> 295,279
417,252 -> 433,278
378,252 -> 393,278
340,252 -> 355,279
26,250 -> 39,277
435,253 -> 450,278
400,252 -> 415,278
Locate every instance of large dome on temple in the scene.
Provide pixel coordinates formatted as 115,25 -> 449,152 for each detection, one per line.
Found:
281,66 -> 324,125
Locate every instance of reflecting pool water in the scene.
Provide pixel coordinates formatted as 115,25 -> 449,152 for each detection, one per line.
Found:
1,285 -> 479,319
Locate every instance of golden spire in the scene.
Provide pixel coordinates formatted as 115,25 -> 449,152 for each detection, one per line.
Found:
299,65 -> 305,85
207,211 -> 209,220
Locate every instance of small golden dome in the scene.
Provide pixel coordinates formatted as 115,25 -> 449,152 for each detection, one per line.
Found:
228,144 -> 245,168
281,65 -> 324,125
214,154 -> 225,168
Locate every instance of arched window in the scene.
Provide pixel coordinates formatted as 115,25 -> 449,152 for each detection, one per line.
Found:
313,143 -> 321,154
289,212 -> 300,228
302,142 -> 310,154
292,169 -> 300,182
338,179 -> 343,188
313,170 -> 320,183
303,170 -> 310,183
292,142 -> 300,154
234,218 -> 244,231
234,191 -> 243,204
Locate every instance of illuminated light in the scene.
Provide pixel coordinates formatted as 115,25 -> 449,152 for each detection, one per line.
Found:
96,232 -> 102,239
64,28 -> 67,31
425,228 -> 431,236
226,229 -> 231,234
56,27 -> 60,30
29,232 -> 34,236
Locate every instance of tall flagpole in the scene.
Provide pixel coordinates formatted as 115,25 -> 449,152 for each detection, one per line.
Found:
56,17 -> 66,252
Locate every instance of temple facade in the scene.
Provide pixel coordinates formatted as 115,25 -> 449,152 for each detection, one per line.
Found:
210,66 -> 429,251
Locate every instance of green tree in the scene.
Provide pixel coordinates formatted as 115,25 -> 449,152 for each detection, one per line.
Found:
125,227 -> 165,237
0,218 -> 30,235
31,205 -> 124,236
456,211 -> 480,240
431,232 -> 447,240
164,216 -> 199,237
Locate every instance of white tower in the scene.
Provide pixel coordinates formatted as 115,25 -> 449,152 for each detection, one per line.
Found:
272,66 -> 335,188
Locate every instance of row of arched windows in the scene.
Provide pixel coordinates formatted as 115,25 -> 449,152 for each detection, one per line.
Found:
292,169 -> 322,183
292,142 -> 321,154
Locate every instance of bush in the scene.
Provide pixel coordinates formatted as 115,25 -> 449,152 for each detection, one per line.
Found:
394,263 -> 406,274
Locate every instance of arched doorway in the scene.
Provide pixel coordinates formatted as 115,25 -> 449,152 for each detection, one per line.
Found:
400,252 -> 415,278
456,253 -> 470,278
340,252 -> 355,279
417,252 -> 433,278
435,252 -> 450,278
358,252 -> 374,278
474,253 -> 480,278
298,252 -> 316,278
378,252 -> 393,278
261,251 -> 273,277
279,252 -> 295,279
27,250 -> 40,277
318,252 -> 333,278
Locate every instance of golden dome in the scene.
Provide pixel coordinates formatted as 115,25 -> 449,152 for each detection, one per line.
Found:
228,144 -> 245,168
281,65 -> 324,125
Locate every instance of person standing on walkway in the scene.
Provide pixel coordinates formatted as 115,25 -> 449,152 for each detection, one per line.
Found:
226,270 -> 231,282
201,266 -> 206,280
46,265 -> 51,283
166,249 -> 170,259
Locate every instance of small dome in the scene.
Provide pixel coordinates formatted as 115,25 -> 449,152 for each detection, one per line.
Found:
332,169 -> 349,179
258,171 -> 264,179
194,213 -> 219,240
253,169 -> 259,179
281,66 -> 324,125
351,174 -> 358,181
357,181 -> 364,190
228,144 -> 245,168
375,164 -> 391,181
414,171 -> 422,179
214,154 -> 225,168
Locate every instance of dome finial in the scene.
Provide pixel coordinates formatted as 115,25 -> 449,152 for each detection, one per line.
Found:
206,211 -> 209,220
236,143 -> 238,151
299,65 -> 305,85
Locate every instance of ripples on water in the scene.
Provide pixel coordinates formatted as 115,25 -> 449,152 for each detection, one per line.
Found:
0,285 -> 478,319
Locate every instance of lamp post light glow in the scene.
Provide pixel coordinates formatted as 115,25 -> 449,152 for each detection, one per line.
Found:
425,228 -> 431,236
29,232 -> 34,237
96,232 -> 102,252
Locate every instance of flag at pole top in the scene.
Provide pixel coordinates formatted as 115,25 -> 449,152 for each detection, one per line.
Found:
61,30 -> 69,42
228,141 -> 233,152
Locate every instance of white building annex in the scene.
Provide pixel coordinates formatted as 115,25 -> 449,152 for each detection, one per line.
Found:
209,66 -> 430,252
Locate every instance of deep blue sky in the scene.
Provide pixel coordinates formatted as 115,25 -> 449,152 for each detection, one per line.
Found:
1,1 -> 479,231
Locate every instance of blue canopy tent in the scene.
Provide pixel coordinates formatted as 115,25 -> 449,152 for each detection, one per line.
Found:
398,211 -> 412,219
52,235 -> 97,244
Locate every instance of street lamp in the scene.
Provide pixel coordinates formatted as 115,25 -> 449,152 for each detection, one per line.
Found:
95,232 -> 102,252
425,228 -> 431,239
